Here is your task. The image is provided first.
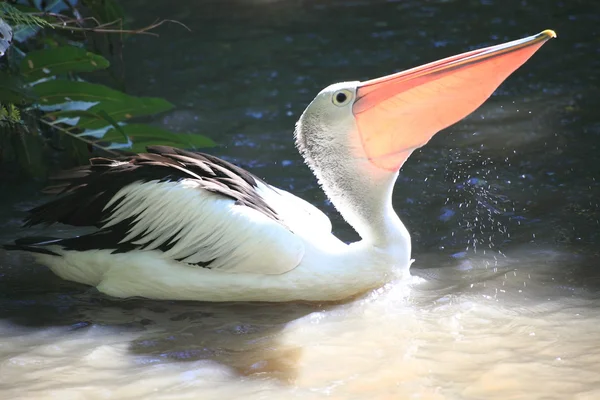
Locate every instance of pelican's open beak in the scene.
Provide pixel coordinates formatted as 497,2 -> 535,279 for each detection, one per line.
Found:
353,29 -> 556,171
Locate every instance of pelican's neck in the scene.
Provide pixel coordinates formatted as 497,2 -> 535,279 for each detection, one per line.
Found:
333,169 -> 411,263
359,171 -> 409,245
294,106 -> 412,268
303,149 -> 411,265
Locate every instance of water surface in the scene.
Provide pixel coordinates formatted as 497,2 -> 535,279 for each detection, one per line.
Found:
1,0 -> 599,398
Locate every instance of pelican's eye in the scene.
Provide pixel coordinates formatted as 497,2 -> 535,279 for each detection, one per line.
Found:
332,89 -> 353,107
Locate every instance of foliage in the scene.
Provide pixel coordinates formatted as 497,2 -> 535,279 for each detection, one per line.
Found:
0,3 -> 50,29
0,0 -> 212,179
0,103 -> 21,123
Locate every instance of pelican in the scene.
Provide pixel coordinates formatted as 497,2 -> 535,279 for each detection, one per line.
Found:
5,30 -> 555,302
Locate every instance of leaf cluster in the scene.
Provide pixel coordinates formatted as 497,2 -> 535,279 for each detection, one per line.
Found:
0,0 -> 211,178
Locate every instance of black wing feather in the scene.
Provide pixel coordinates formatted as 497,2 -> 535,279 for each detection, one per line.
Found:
25,146 -> 280,228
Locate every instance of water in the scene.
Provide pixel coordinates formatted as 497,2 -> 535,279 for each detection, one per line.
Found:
1,0 -> 600,398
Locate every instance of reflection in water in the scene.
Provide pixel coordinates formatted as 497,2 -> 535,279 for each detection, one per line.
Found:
1,0 -> 600,398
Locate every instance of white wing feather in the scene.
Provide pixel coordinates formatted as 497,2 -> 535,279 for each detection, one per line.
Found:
256,182 -> 332,237
102,179 -> 305,275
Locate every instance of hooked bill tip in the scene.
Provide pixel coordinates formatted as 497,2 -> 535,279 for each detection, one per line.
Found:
540,29 -> 557,39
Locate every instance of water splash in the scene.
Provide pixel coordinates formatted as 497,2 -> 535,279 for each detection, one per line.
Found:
444,148 -> 519,269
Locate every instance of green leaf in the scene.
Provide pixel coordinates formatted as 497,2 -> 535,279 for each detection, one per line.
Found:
46,109 -> 112,122
36,81 -> 174,129
96,110 -> 127,141
33,80 -> 132,104
44,110 -> 125,141
21,46 -> 110,82
83,99 -> 173,129
0,71 -> 37,103
46,109 -> 109,121
100,124 -> 216,149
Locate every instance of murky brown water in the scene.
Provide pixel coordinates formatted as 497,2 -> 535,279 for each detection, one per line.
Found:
2,0 -> 600,398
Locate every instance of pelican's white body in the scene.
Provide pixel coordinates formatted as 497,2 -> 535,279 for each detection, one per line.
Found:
35,237 -> 403,302
35,181 -> 410,302
31,82 -> 414,302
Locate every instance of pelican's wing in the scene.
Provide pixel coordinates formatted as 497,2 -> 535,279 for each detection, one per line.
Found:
17,146 -> 305,275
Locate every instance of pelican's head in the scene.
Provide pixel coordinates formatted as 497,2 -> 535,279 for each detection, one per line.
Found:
295,30 -> 555,244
